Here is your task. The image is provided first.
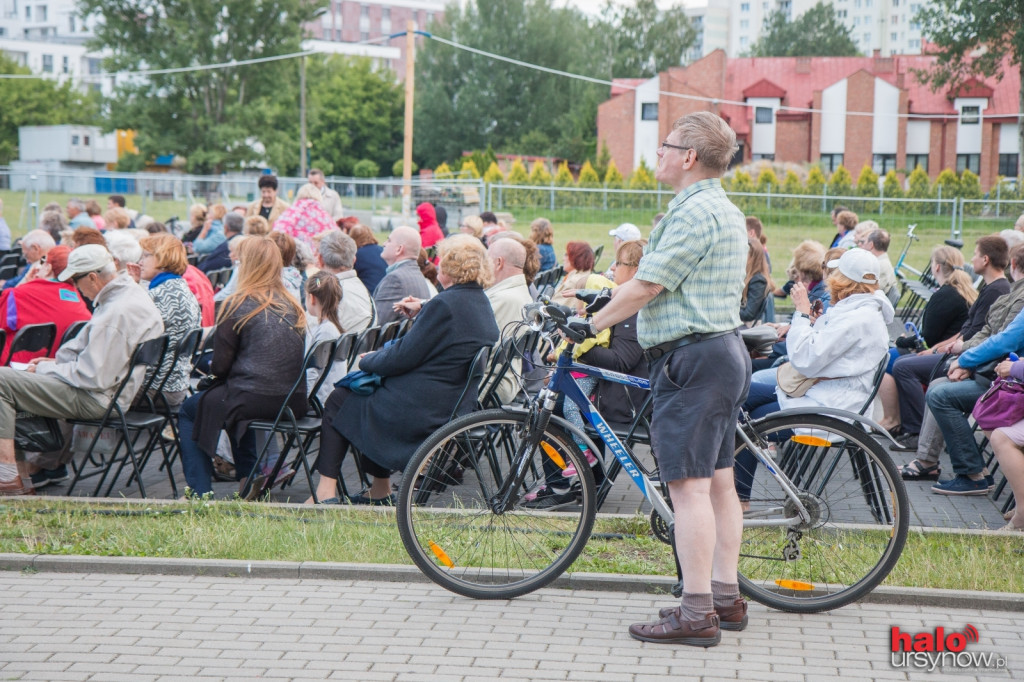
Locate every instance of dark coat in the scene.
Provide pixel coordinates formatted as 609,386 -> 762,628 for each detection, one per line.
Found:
578,313 -> 649,426
198,234 -> 239,273
354,243 -> 387,294
332,282 -> 499,471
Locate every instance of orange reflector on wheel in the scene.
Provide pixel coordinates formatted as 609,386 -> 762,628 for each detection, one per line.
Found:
775,579 -> 814,591
541,441 -> 567,470
790,435 -> 832,447
428,541 -> 454,568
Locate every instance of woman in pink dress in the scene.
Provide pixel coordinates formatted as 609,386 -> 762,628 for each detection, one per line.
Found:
272,184 -> 336,249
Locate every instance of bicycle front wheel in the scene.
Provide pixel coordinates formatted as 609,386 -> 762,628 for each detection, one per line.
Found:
736,413 -> 909,613
396,408 -> 598,599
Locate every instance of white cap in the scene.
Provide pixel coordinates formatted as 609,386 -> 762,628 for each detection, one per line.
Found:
58,244 -> 114,282
609,223 -> 642,241
826,248 -> 880,284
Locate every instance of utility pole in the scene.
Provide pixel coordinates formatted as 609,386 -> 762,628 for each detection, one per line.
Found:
299,54 -> 308,178
401,20 -> 415,220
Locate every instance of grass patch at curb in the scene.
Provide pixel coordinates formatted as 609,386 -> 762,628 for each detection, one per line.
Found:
1,498 -> 1021,593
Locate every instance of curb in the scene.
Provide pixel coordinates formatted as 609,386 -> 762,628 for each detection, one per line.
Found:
4,553 -> 1024,612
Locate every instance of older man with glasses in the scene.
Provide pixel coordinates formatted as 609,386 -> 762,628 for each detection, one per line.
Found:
583,112 -> 751,647
0,245 -> 163,496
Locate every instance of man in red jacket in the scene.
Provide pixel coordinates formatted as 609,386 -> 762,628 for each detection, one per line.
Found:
0,245 -> 91,365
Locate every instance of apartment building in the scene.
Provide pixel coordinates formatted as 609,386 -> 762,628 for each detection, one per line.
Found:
597,50 -> 1020,191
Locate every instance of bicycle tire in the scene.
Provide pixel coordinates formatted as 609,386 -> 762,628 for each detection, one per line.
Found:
734,412 -> 909,613
396,408 -> 598,599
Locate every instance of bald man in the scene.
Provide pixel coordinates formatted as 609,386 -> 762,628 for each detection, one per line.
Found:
374,225 -> 432,325
484,238 -> 533,404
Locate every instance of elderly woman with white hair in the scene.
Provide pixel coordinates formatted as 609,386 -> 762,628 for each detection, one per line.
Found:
308,234 -> 500,505
272,183 -> 336,248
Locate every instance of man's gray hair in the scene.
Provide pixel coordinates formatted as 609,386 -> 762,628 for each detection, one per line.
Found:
105,231 -> 142,270
97,260 -> 119,279
21,229 -> 56,250
224,212 -> 244,235
39,210 -> 68,235
67,198 -> 86,212
672,111 -> 738,174
319,230 -> 357,271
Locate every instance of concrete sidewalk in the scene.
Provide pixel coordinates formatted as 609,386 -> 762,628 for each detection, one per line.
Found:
1,571 -> 1020,681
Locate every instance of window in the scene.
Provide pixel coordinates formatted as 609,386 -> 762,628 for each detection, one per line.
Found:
740,2 -> 750,11
755,107 -> 773,124
854,16 -> 860,25
909,38 -> 920,49
0,28 -> 4,36
891,32 -> 898,41
71,135 -> 79,145
956,154 -> 980,174
25,4 -> 30,19
821,154 -> 844,172
752,153 -> 775,161
960,105 -> 980,125
999,154 -> 1019,178
41,54 -> 52,72
863,32 -> 871,43
891,14 -> 898,24
740,36 -> 749,48
69,15 -> 74,32
641,102 -> 658,121
873,154 -> 897,175
61,55 -> 68,74
87,58 -> 101,75
83,135 -> 90,146
360,30 -> 368,41
865,0 -> 872,6
360,4 -> 368,17
906,154 -> 928,172
37,4 -> 45,21
739,19 -> 749,29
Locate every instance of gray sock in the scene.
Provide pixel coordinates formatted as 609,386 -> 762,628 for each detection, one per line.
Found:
679,591 -> 714,622
711,580 -> 740,608
0,462 -> 17,480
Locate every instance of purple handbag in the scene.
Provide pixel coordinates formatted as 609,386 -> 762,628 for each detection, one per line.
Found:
972,376 -> 1024,430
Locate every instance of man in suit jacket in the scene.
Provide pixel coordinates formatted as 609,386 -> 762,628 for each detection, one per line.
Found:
373,226 -> 432,326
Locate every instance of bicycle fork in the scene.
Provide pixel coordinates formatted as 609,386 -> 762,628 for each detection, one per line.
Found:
490,392 -> 557,514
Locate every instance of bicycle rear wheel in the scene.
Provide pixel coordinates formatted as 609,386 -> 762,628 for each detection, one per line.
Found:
735,413 -> 909,613
396,408 -> 597,599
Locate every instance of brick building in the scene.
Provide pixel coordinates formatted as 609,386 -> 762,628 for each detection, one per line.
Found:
598,50 -> 1021,190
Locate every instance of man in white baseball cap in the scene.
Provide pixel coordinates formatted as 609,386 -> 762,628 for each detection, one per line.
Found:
0,244 -> 163,496
825,247 -> 880,284
609,222 -> 643,248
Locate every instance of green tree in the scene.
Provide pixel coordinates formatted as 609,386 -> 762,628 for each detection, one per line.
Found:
594,141 -> 612,181
934,168 -> 960,199
78,0 -> 325,173
392,159 -> 418,176
628,160 -> 657,210
459,158 -> 481,178
307,56 -> 404,177
528,159 -> 553,206
0,54 -> 100,164
730,170 -> 755,212
599,0 -> 695,78
415,0 -> 607,166
483,161 -> 505,184
882,170 -> 904,198
806,166 -> 827,195
352,159 -> 380,177
505,158 -> 531,206
829,165 -> 853,196
915,1 -> 1024,181
554,161 -> 576,206
906,165 -> 931,199
780,170 -> 803,209
434,162 -> 454,178
604,159 -> 625,207
577,160 -> 601,188
856,165 -> 880,196
749,2 -> 860,57
960,168 -> 983,214
756,167 -> 780,193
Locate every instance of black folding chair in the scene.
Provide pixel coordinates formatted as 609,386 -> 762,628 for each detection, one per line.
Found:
4,322 -> 57,366
65,336 -> 171,498
59,320 -> 88,348
348,326 -> 381,365
377,320 -> 403,348
242,338 -> 342,502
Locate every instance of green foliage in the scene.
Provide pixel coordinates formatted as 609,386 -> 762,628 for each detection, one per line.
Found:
749,1 -> 860,57
392,159 -> 418,177
464,146 -> 498,178
577,160 -> 601,188
882,171 -> 904,198
934,168 -> 960,198
731,170 -> 754,193
604,159 -> 625,207
0,53 -> 101,165
915,1 -> 1024,177
78,0 -> 325,173
352,159 -> 380,178
629,160 -> 657,190
483,161 -> 505,183
780,170 -> 803,209
600,0 -> 695,78
594,142 -> 613,181
806,166 -> 827,195
554,160 -> 576,205
434,162 -> 454,178
906,165 -> 931,199
528,160 -> 553,186
755,167 -> 780,193
115,152 -> 146,173
516,129 -> 552,156
459,158 -> 481,179
505,157 -> 531,206
307,56 -> 404,178
829,165 -> 853,195
856,165 -> 880,196
960,169 -> 983,214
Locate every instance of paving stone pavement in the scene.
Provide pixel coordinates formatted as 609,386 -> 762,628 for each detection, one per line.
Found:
0,571 -> 1020,682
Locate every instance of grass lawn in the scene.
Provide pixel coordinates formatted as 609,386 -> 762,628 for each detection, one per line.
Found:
2,499 -> 1022,594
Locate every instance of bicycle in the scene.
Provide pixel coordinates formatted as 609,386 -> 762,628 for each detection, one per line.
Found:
395,303 -> 910,613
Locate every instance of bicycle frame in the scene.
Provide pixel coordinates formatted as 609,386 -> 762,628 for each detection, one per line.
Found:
539,344 -> 813,529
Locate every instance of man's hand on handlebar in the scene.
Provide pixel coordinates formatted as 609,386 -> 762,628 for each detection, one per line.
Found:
564,317 -> 597,344
574,287 -> 613,315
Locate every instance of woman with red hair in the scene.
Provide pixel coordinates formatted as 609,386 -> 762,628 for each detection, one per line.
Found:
550,240 -> 612,308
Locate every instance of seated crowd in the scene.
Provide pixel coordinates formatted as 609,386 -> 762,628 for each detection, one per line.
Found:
0,189 -> 1021,531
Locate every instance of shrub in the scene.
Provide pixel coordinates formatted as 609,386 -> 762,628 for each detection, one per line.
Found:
393,159 -> 418,177
780,170 -> 803,209
906,165 -> 931,200
960,169 -> 982,215
483,161 -> 505,184
934,168 -> 960,199
856,165 -> 879,196
806,166 -> 826,195
554,161 -> 575,206
628,160 -> 656,210
505,158 -> 530,207
604,159 -> 625,207
459,158 -> 481,178
756,167 -> 780,194
352,159 -> 380,178
828,165 -> 853,196
433,161 -> 452,178
882,170 -> 903,198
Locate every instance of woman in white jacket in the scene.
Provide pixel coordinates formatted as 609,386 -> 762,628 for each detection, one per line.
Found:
735,248 -> 894,503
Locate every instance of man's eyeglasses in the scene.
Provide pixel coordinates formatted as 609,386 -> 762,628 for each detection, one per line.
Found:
71,270 -> 97,284
659,140 -> 692,153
